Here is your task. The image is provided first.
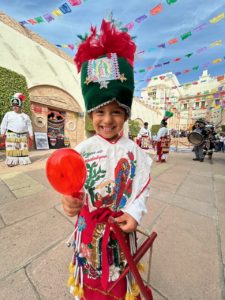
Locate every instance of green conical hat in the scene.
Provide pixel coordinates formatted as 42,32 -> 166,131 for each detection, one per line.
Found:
80,55 -> 134,113
74,20 -> 136,114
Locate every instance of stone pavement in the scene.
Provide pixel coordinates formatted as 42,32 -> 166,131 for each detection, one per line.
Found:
0,149 -> 224,300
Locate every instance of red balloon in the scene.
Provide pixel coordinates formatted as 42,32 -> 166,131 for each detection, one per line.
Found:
46,148 -> 87,196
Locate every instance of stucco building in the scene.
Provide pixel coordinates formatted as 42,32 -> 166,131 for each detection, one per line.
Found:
141,70 -> 225,131
0,11 -> 85,149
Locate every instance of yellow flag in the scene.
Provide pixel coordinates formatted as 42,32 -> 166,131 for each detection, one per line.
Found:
210,13 -> 225,24
210,40 -> 222,48
212,58 -> 222,64
52,9 -> 62,17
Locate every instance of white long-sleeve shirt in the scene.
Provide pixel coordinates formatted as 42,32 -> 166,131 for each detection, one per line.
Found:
0,111 -> 33,136
75,134 -> 152,224
156,127 -> 168,141
137,127 -> 151,139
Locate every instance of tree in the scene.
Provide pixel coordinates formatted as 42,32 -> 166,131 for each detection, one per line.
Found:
0,67 -> 31,122
128,119 -> 140,138
151,124 -> 160,135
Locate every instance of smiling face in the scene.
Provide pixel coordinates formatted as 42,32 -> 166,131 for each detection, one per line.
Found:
90,101 -> 128,142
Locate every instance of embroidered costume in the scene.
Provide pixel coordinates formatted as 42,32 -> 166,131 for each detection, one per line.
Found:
156,131 -> 171,162
156,113 -> 173,163
137,126 -> 151,150
0,93 -> 33,166
67,19 -> 153,299
69,135 -> 151,299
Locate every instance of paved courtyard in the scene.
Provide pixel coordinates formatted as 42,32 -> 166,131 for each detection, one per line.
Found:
0,149 -> 224,300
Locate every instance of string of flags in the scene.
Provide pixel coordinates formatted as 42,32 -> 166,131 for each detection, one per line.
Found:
135,55 -> 225,83
135,12 -> 225,55
17,0 -> 225,89
136,74 -> 225,91
19,0 -> 87,26
123,0 -> 178,31
135,39 -> 223,73
55,7 -> 225,52
19,0 -> 177,27
138,92 -> 225,111
18,0 -> 178,50
136,78 -> 225,112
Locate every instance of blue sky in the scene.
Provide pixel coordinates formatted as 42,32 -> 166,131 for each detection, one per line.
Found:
1,0 -> 225,95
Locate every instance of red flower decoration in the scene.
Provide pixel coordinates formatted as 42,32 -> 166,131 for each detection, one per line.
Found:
127,151 -> 134,161
126,178 -> 133,195
94,199 -> 103,208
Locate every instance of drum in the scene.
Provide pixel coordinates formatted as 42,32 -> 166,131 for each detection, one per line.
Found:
187,131 -> 204,146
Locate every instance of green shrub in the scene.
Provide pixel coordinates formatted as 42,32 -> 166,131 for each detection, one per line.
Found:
0,67 -> 31,122
151,124 -> 160,135
128,119 -> 140,137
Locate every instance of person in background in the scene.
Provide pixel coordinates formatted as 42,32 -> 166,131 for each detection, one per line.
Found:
192,121 -> 206,162
156,120 -> 171,162
0,93 -> 33,167
203,124 -> 217,160
218,133 -> 225,152
137,122 -> 151,150
61,20 -> 152,300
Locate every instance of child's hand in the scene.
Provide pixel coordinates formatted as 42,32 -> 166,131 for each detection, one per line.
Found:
61,194 -> 84,217
114,213 -> 138,233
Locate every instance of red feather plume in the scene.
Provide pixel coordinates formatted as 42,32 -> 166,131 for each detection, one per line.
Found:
14,92 -> 26,101
74,20 -> 136,72
19,94 -> 26,101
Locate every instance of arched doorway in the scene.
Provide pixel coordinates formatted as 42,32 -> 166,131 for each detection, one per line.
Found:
29,85 -> 85,149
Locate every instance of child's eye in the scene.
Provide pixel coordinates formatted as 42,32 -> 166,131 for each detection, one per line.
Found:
95,110 -> 104,115
112,110 -> 123,115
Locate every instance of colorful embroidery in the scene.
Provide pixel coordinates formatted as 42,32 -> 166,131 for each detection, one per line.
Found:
87,53 -> 121,89
117,151 -> 136,209
85,161 -> 107,205
78,216 -> 86,231
83,150 -> 137,210
109,265 -> 120,281
118,195 -> 127,209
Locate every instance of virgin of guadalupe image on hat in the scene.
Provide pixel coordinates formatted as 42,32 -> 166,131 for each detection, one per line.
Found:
74,19 -> 136,115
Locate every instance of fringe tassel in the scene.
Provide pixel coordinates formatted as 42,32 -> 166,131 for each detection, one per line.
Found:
6,136 -> 27,143
67,223 -> 85,300
137,262 -> 145,273
66,227 -> 77,247
125,233 -> 141,300
6,149 -> 29,157
67,275 -> 75,287
131,282 -> 140,297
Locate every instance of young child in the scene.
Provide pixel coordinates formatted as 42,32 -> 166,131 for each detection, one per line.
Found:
62,20 -> 152,300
